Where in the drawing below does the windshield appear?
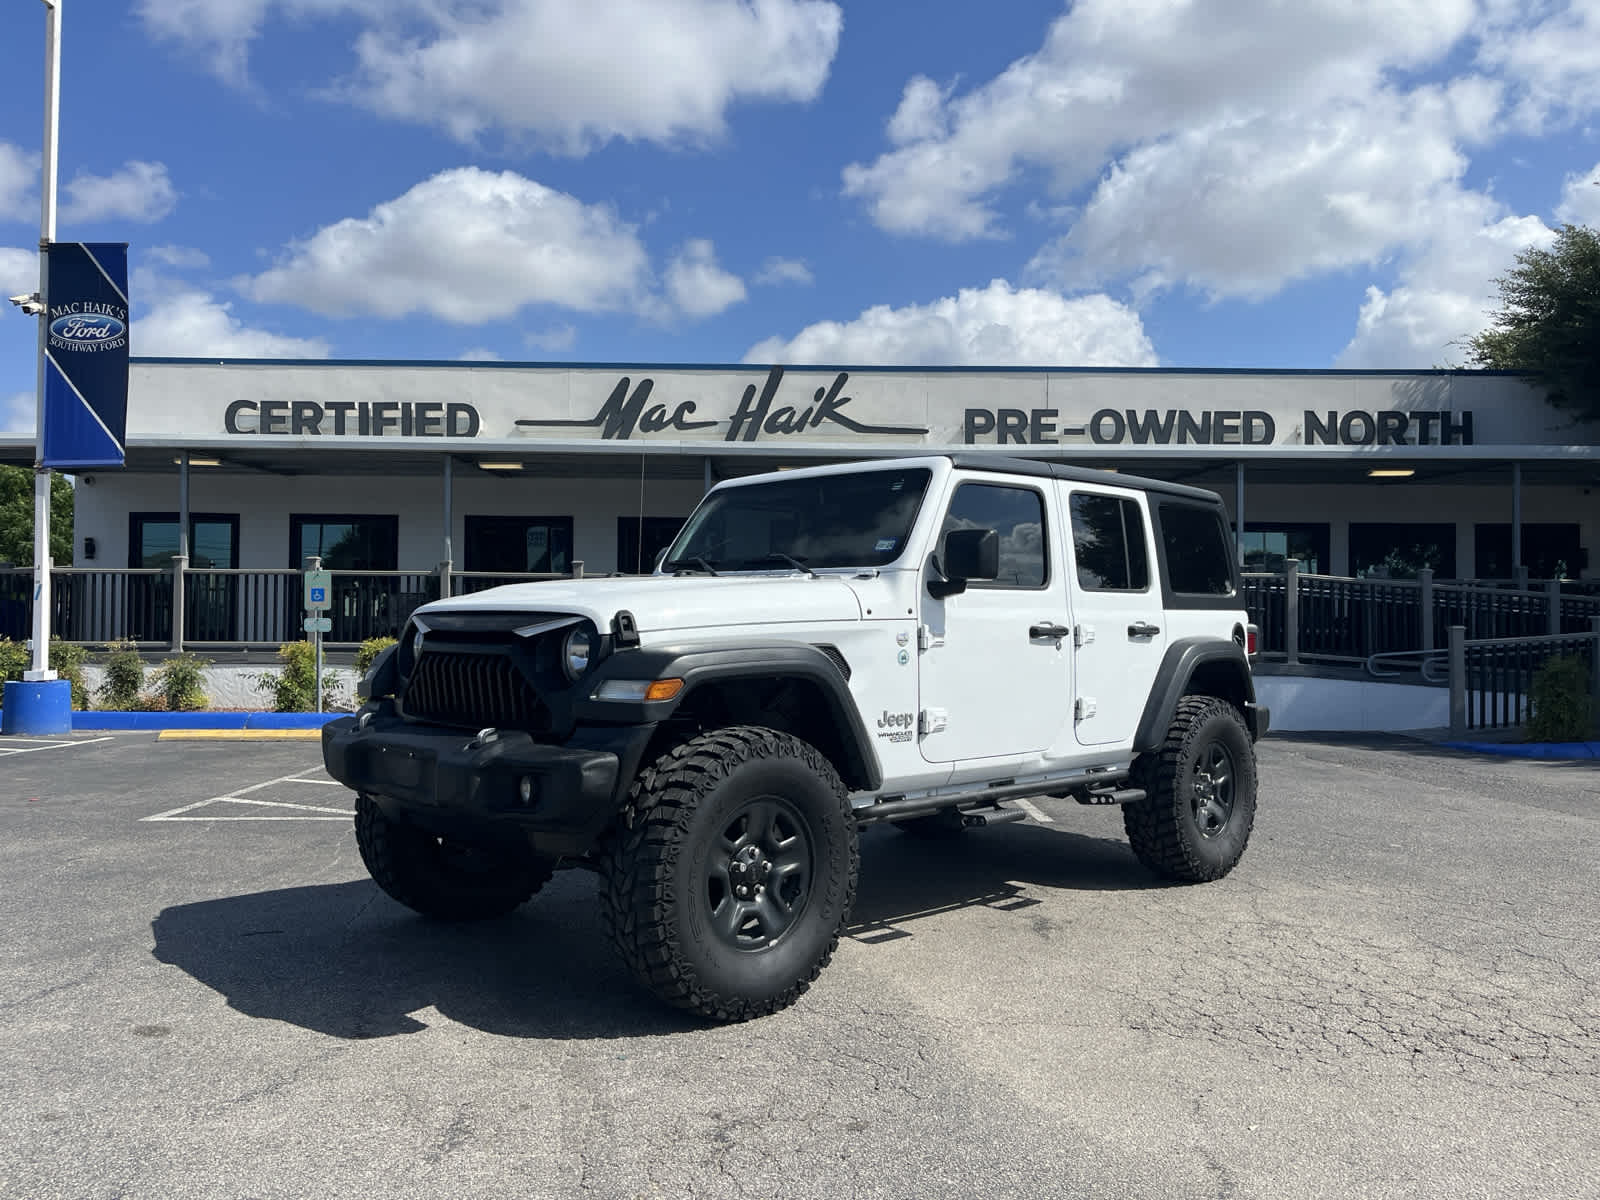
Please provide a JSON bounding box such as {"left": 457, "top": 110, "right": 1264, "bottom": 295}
{"left": 664, "top": 467, "right": 932, "bottom": 572}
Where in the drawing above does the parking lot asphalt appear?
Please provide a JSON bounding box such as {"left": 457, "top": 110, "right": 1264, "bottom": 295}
{"left": 0, "top": 731, "right": 1596, "bottom": 1200}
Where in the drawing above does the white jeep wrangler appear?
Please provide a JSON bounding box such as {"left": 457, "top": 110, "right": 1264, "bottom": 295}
{"left": 324, "top": 455, "right": 1268, "bottom": 1020}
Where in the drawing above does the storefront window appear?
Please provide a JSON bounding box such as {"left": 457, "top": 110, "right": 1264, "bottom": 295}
{"left": 1474, "top": 524, "right": 1584, "bottom": 580}
{"left": 1349, "top": 523, "right": 1456, "bottom": 579}
{"left": 130, "top": 514, "right": 239, "bottom": 569}
{"left": 618, "top": 516, "right": 686, "bottom": 575}
{"left": 464, "top": 516, "right": 573, "bottom": 574}
{"left": 291, "top": 515, "right": 399, "bottom": 570}
{"left": 1240, "top": 523, "right": 1329, "bottom": 575}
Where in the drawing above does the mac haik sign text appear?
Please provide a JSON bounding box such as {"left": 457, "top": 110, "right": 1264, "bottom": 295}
{"left": 127, "top": 364, "right": 1556, "bottom": 448}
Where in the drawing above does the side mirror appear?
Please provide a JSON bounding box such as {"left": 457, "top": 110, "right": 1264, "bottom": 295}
{"left": 929, "top": 528, "right": 1000, "bottom": 598}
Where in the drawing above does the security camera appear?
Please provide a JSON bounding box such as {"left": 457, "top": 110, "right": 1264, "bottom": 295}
{"left": 7, "top": 293, "right": 44, "bottom": 315}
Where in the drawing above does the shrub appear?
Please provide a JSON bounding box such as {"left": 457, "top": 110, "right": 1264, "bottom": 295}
{"left": 150, "top": 653, "right": 210, "bottom": 712}
{"left": 1526, "top": 654, "right": 1594, "bottom": 743}
{"left": 255, "top": 641, "right": 342, "bottom": 712}
{"left": 0, "top": 637, "right": 88, "bottom": 709}
{"left": 356, "top": 636, "right": 398, "bottom": 676}
{"left": 0, "top": 637, "right": 26, "bottom": 685}
{"left": 98, "top": 641, "right": 146, "bottom": 710}
{"left": 49, "top": 640, "right": 89, "bottom": 710}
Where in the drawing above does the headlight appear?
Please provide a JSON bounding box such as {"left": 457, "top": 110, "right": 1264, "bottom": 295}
{"left": 562, "top": 626, "right": 594, "bottom": 680}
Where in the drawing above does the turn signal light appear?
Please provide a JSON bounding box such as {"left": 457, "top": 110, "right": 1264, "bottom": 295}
{"left": 594, "top": 677, "right": 686, "bottom": 702}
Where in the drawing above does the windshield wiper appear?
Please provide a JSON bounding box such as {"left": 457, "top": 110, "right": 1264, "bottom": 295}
{"left": 738, "top": 553, "right": 817, "bottom": 577}
{"left": 663, "top": 556, "right": 721, "bottom": 576}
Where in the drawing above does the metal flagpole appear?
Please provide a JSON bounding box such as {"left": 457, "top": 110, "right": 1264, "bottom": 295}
{"left": 26, "top": 0, "right": 62, "bottom": 682}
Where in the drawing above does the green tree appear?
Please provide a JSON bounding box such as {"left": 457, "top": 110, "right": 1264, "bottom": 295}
{"left": 1466, "top": 223, "right": 1600, "bottom": 422}
{"left": 0, "top": 466, "right": 73, "bottom": 566}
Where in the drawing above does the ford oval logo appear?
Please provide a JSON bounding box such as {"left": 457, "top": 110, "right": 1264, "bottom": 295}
{"left": 50, "top": 314, "right": 126, "bottom": 343}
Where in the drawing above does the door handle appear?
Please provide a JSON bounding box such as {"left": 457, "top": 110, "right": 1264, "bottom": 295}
{"left": 1030, "top": 623, "right": 1071, "bottom": 640}
{"left": 1128, "top": 621, "right": 1161, "bottom": 638}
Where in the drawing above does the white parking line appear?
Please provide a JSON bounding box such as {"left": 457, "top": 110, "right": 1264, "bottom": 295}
{"left": 142, "top": 770, "right": 352, "bottom": 823}
{"left": 1014, "top": 797, "right": 1054, "bottom": 824}
{"left": 0, "top": 736, "right": 114, "bottom": 757}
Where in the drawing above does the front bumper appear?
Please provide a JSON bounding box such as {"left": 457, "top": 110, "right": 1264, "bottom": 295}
{"left": 322, "top": 706, "right": 656, "bottom": 856}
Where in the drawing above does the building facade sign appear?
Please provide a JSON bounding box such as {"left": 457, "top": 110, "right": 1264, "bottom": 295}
{"left": 127, "top": 362, "right": 1589, "bottom": 452}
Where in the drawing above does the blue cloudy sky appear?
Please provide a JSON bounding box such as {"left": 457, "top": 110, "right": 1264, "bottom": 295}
{"left": 2, "top": 0, "right": 1598, "bottom": 432}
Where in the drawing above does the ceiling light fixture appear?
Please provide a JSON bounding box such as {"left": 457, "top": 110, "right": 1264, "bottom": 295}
{"left": 174, "top": 456, "right": 222, "bottom": 467}
{"left": 1367, "top": 468, "right": 1416, "bottom": 478}
{"left": 478, "top": 462, "right": 523, "bottom": 471}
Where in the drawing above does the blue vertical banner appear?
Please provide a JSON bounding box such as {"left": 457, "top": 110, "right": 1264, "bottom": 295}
{"left": 41, "top": 241, "right": 129, "bottom": 470}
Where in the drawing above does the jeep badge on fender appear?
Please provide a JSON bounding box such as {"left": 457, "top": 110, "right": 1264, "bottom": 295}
{"left": 323, "top": 454, "right": 1268, "bottom": 1021}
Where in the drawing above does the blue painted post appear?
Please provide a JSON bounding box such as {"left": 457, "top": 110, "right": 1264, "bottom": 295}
{"left": 2, "top": 678, "right": 72, "bottom": 735}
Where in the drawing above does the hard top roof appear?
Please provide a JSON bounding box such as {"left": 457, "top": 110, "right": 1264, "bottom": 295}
{"left": 947, "top": 455, "right": 1223, "bottom": 504}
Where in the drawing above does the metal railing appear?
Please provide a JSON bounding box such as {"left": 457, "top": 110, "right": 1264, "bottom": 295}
{"left": 1242, "top": 563, "right": 1600, "bottom": 665}
{"left": 1448, "top": 625, "right": 1600, "bottom": 737}
{"left": 0, "top": 559, "right": 586, "bottom": 650}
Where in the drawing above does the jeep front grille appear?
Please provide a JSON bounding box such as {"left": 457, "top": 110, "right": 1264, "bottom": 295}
{"left": 403, "top": 650, "right": 550, "bottom": 732}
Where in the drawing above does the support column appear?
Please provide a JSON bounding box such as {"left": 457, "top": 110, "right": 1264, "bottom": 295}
{"left": 24, "top": 0, "right": 62, "bottom": 685}
{"left": 1284, "top": 558, "right": 1300, "bottom": 667}
{"left": 439, "top": 456, "right": 454, "bottom": 598}
{"left": 1511, "top": 461, "right": 1523, "bottom": 579}
{"left": 1448, "top": 625, "right": 1467, "bottom": 739}
{"left": 1418, "top": 568, "right": 1434, "bottom": 652}
{"left": 178, "top": 451, "right": 190, "bottom": 560}
{"left": 1235, "top": 461, "right": 1245, "bottom": 567}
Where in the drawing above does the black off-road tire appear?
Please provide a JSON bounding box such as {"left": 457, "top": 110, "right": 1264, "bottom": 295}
{"left": 600, "top": 726, "right": 859, "bottom": 1022}
{"left": 1124, "top": 695, "right": 1257, "bottom": 883}
{"left": 355, "top": 794, "right": 555, "bottom": 920}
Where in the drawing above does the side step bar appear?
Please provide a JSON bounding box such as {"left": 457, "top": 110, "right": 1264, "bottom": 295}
{"left": 856, "top": 771, "right": 1137, "bottom": 826}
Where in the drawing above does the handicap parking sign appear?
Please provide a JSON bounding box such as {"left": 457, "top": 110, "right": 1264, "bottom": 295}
{"left": 304, "top": 569, "right": 332, "bottom": 611}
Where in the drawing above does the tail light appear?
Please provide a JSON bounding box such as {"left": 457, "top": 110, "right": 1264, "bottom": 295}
{"left": 1246, "top": 623, "right": 1259, "bottom": 658}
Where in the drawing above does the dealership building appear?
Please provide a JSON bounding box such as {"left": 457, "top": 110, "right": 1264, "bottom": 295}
{"left": 1, "top": 358, "right": 1596, "bottom": 646}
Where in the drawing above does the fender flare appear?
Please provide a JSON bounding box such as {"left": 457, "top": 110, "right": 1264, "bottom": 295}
{"left": 578, "top": 641, "right": 882, "bottom": 791}
{"left": 1134, "top": 638, "right": 1264, "bottom": 751}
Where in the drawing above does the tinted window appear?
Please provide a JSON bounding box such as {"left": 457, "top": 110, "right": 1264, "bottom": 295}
{"left": 668, "top": 468, "right": 931, "bottom": 571}
{"left": 941, "top": 483, "right": 1047, "bottom": 588}
{"left": 1161, "top": 504, "right": 1235, "bottom": 595}
{"left": 1349, "top": 522, "right": 1456, "bottom": 579}
{"left": 1071, "top": 493, "right": 1150, "bottom": 591}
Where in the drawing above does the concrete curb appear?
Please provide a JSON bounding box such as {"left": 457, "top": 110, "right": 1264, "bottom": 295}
{"left": 1443, "top": 740, "right": 1600, "bottom": 759}
{"left": 70, "top": 711, "right": 347, "bottom": 731}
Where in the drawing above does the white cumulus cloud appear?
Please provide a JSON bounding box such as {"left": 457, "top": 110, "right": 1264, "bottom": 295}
{"left": 141, "top": 0, "right": 842, "bottom": 154}
{"left": 2, "top": 391, "right": 35, "bottom": 433}
{"left": 844, "top": 0, "right": 1482, "bottom": 245}
{"left": 458, "top": 347, "right": 503, "bottom": 361}
{"left": 135, "top": 288, "right": 331, "bottom": 358}
{"left": 755, "top": 257, "right": 814, "bottom": 286}
{"left": 1556, "top": 162, "right": 1600, "bottom": 226}
{"left": 525, "top": 323, "right": 578, "bottom": 353}
{"left": 1336, "top": 202, "right": 1555, "bottom": 369}
{"left": 61, "top": 161, "right": 177, "bottom": 226}
{"left": 744, "top": 280, "right": 1157, "bottom": 367}
{"left": 664, "top": 239, "right": 746, "bottom": 318}
{"left": 0, "top": 247, "right": 37, "bottom": 307}
{"left": 1032, "top": 81, "right": 1500, "bottom": 300}
{"left": 243, "top": 167, "right": 652, "bottom": 322}
{"left": 0, "top": 143, "right": 39, "bottom": 222}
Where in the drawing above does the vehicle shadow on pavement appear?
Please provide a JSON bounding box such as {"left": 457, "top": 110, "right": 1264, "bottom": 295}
{"left": 849, "top": 822, "right": 1163, "bottom": 942}
{"left": 149, "top": 873, "right": 699, "bottom": 1042}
